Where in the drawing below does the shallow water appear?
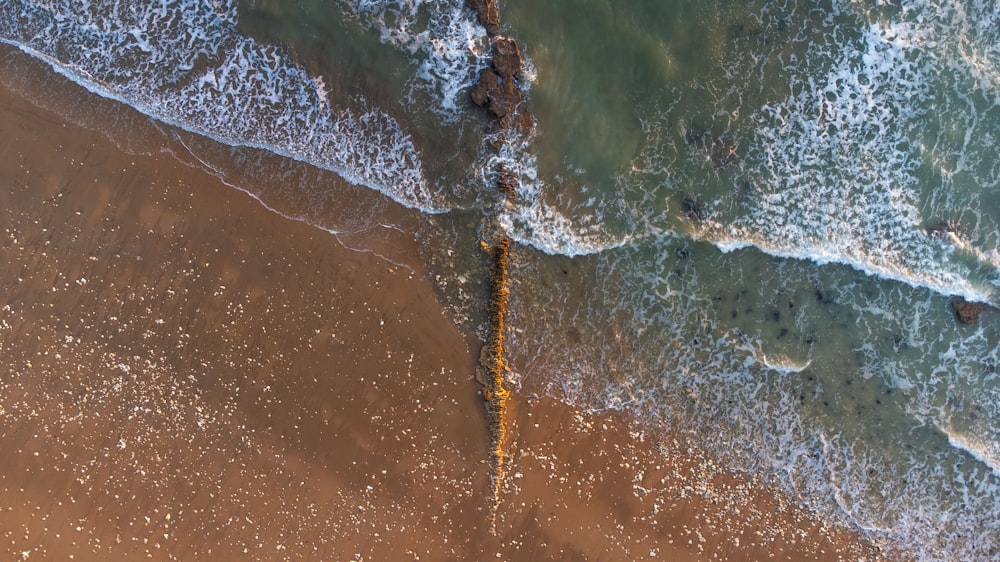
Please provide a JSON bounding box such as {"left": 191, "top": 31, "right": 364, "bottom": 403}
{"left": 2, "top": 0, "right": 1000, "bottom": 559}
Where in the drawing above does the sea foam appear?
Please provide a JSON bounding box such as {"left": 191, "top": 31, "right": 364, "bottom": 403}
{"left": 341, "top": 0, "right": 490, "bottom": 121}
{"left": 716, "top": 16, "right": 997, "bottom": 303}
{"left": 0, "top": 0, "right": 445, "bottom": 212}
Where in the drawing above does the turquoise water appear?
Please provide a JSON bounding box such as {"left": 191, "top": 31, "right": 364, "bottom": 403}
{"left": 3, "top": 0, "right": 1000, "bottom": 558}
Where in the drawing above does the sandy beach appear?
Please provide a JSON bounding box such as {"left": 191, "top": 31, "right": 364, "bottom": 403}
{"left": 0, "top": 51, "right": 880, "bottom": 561}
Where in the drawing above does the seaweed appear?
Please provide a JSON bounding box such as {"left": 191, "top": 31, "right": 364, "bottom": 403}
{"left": 477, "top": 235, "right": 512, "bottom": 534}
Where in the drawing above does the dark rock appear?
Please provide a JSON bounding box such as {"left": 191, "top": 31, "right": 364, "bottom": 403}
{"left": 951, "top": 298, "right": 987, "bottom": 325}
{"left": 496, "top": 164, "right": 517, "bottom": 198}
{"left": 469, "top": 67, "right": 497, "bottom": 107}
{"left": 465, "top": 0, "right": 531, "bottom": 129}
{"left": 927, "top": 219, "right": 966, "bottom": 240}
{"left": 469, "top": 36, "right": 529, "bottom": 128}
{"left": 466, "top": 0, "right": 500, "bottom": 37}
{"left": 492, "top": 37, "right": 522, "bottom": 77}
{"left": 681, "top": 195, "right": 708, "bottom": 222}
{"left": 683, "top": 124, "right": 708, "bottom": 146}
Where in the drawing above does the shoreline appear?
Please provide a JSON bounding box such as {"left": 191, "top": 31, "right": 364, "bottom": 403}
{"left": 0, "top": 55, "right": 882, "bottom": 559}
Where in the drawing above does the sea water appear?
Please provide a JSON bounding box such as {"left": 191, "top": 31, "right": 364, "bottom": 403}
{"left": 2, "top": 0, "right": 999, "bottom": 559}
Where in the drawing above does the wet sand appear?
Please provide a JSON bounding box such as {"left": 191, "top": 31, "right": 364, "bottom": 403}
{"left": 0, "top": 57, "right": 879, "bottom": 560}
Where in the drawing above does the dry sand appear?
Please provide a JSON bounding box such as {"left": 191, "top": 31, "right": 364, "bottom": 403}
{"left": 0, "top": 52, "right": 880, "bottom": 561}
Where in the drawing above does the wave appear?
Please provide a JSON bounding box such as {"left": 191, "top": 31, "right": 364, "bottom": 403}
{"left": 712, "top": 10, "right": 998, "bottom": 304}
{"left": 942, "top": 427, "right": 1000, "bottom": 477}
{"left": 0, "top": 0, "right": 446, "bottom": 212}
{"left": 849, "top": 0, "right": 1000, "bottom": 103}
{"left": 340, "top": 0, "right": 490, "bottom": 121}
{"left": 484, "top": 127, "right": 657, "bottom": 256}
{"left": 711, "top": 236, "right": 996, "bottom": 304}
{"left": 506, "top": 231, "right": 1000, "bottom": 560}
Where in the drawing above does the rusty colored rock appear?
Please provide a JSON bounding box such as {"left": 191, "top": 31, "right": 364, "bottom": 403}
{"left": 470, "top": 66, "right": 523, "bottom": 126}
{"left": 952, "top": 298, "right": 988, "bottom": 325}
{"left": 496, "top": 165, "right": 517, "bottom": 199}
{"left": 476, "top": 235, "right": 513, "bottom": 534}
{"left": 469, "top": 67, "right": 497, "bottom": 107}
{"left": 469, "top": 36, "right": 530, "bottom": 128}
{"left": 466, "top": 0, "right": 500, "bottom": 37}
{"left": 492, "top": 37, "right": 523, "bottom": 77}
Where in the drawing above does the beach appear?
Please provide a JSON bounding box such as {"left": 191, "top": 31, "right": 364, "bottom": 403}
{"left": 0, "top": 49, "right": 881, "bottom": 560}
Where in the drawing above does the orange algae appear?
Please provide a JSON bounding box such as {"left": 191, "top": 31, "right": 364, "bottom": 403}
{"left": 479, "top": 235, "right": 512, "bottom": 533}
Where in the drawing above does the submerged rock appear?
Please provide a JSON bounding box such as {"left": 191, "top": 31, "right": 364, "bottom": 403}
{"left": 709, "top": 137, "right": 737, "bottom": 169}
{"left": 951, "top": 298, "right": 987, "bottom": 325}
{"left": 681, "top": 194, "right": 708, "bottom": 222}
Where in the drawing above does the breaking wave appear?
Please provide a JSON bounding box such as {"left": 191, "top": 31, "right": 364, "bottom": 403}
{"left": 0, "top": 0, "right": 444, "bottom": 211}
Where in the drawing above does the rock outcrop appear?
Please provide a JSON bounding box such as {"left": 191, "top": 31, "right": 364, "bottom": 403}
{"left": 465, "top": 0, "right": 529, "bottom": 534}
{"left": 466, "top": 0, "right": 500, "bottom": 37}
{"left": 470, "top": 36, "right": 530, "bottom": 129}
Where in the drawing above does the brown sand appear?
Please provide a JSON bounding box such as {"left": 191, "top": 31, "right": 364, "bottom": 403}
{"left": 0, "top": 55, "right": 880, "bottom": 560}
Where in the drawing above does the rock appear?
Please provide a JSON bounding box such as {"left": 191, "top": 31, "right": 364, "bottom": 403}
{"left": 492, "top": 37, "right": 522, "bottom": 78}
{"left": 951, "top": 298, "right": 987, "bottom": 325}
{"left": 469, "top": 54, "right": 525, "bottom": 127}
{"left": 926, "top": 219, "right": 966, "bottom": 240}
{"left": 465, "top": 0, "right": 500, "bottom": 37}
{"left": 465, "top": 1, "right": 531, "bottom": 129}
{"left": 496, "top": 164, "right": 517, "bottom": 198}
{"left": 469, "top": 68, "right": 497, "bottom": 107}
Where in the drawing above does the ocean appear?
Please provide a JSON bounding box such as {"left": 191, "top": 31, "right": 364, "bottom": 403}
{"left": 2, "top": 0, "right": 999, "bottom": 559}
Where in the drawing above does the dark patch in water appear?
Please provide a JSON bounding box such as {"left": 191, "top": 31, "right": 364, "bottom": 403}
{"left": 984, "top": 358, "right": 997, "bottom": 375}
{"left": 683, "top": 122, "right": 709, "bottom": 146}
{"left": 926, "top": 218, "right": 967, "bottom": 240}
{"left": 566, "top": 326, "right": 582, "bottom": 344}
{"left": 892, "top": 334, "right": 909, "bottom": 352}
{"left": 768, "top": 310, "right": 781, "bottom": 322}
{"left": 728, "top": 20, "right": 763, "bottom": 40}
{"left": 681, "top": 194, "right": 708, "bottom": 222}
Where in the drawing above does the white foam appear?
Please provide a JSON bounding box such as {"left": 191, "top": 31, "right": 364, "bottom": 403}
{"left": 850, "top": 0, "right": 1000, "bottom": 103}
{"left": 1, "top": 0, "right": 446, "bottom": 212}
{"left": 944, "top": 428, "right": 1000, "bottom": 477}
{"left": 486, "top": 128, "right": 654, "bottom": 256}
{"left": 341, "top": 0, "right": 491, "bottom": 121}
{"left": 715, "top": 16, "right": 997, "bottom": 304}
